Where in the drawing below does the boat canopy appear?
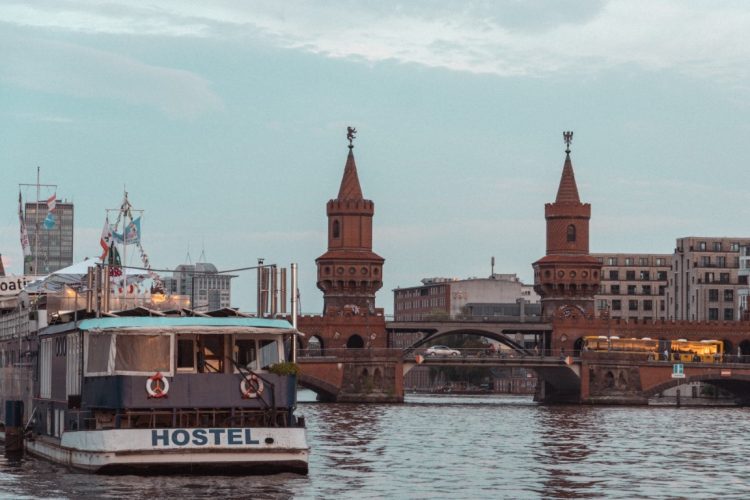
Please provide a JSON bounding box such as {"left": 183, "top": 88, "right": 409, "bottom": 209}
{"left": 76, "top": 316, "right": 297, "bottom": 335}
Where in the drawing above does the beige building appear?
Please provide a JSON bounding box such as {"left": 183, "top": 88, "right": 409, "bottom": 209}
{"left": 667, "top": 237, "right": 750, "bottom": 321}
{"left": 393, "top": 273, "right": 539, "bottom": 321}
{"left": 593, "top": 253, "right": 670, "bottom": 321}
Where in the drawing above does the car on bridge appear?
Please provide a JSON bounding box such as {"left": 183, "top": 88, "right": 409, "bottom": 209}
{"left": 425, "top": 345, "right": 461, "bottom": 357}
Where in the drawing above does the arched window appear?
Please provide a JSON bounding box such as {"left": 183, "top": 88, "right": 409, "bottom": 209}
{"left": 332, "top": 220, "right": 340, "bottom": 238}
{"left": 567, "top": 224, "right": 576, "bottom": 242}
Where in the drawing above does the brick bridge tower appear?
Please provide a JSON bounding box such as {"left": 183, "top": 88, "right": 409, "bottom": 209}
{"left": 533, "top": 132, "right": 601, "bottom": 320}
{"left": 298, "top": 128, "right": 387, "bottom": 351}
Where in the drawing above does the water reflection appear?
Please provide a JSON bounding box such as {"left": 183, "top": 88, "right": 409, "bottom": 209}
{"left": 3, "top": 396, "right": 750, "bottom": 499}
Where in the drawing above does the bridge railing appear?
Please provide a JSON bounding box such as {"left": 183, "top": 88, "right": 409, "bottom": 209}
{"left": 297, "top": 348, "right": 404, "bottom": 360}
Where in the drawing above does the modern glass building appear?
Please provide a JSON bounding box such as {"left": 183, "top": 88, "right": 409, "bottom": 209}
{"left": 23, "top": 200, "right": 74, "bottom": 275}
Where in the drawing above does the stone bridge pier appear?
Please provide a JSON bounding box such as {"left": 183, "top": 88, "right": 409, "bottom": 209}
{"left": 297, "top": 349, "right": 404, "bottom": 403}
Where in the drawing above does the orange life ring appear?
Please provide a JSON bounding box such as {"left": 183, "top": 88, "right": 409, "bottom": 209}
{"left": 240, "top": 374, "right": 264, "bottom": 399}
{"left": 146, "top": 372, "right": 170, "bottom": 398}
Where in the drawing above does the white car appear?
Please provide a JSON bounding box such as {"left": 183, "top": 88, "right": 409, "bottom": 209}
{"left": 425, "top": 345, "right": 461, "bottom": 357}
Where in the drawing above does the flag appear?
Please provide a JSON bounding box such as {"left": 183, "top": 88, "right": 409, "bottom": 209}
{"left": 112, "top": 217, "right": 141, "bottom": 245}
{"left": 42, "top": 192, "right": 57, "bottom": 230}
{"left": 18, "top": 192, "right": 32, "bottom": 264}
{"left": 108, "top": 244, "right": 122, "bottom": 277}
{"left": 43, "top": 212, "right": 56, "bottom": 229}
{"left": 100, "top": 219, "right": 113, "bottom": 260}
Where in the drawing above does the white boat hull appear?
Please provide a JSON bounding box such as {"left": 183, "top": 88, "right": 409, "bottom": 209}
{"left": 5, "top": 427, "right": 309, "bottom": 474}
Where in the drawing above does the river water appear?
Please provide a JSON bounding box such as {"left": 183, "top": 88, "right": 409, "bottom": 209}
{"left": 2, "top": 392, "right": 749, "bottom": 499}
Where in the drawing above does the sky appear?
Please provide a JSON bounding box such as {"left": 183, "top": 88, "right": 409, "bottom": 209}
{"left": 2, "top": 0, "right": 750, "bottom": 315}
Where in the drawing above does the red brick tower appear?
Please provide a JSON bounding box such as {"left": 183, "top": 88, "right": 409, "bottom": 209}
{"left": 315, "top": 132, "right": 385, "bottom": 315}
{"left": 298, "top": 129, "right": 387, "bottom": 351}
{"left": 533, "top": 132, "right": 601, "bottom": 320}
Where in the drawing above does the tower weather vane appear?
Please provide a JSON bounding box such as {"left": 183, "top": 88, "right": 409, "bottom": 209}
{"left": 347, "top": 126, "right": 357, "bottom": 148}
{"left": 563, "top": 131, "right": 573, "bottom": 153}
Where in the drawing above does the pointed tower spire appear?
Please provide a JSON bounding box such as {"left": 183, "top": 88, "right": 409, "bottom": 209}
{"left": 337, "top": 149, "right": 364, "bottom": 200}
{"left": 555, "top": 131, "right": 581, "bottom": 204}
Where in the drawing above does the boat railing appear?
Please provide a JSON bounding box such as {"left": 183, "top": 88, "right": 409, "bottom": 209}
{"left": 226, "top": 356, "right": 280, "bottom": 424}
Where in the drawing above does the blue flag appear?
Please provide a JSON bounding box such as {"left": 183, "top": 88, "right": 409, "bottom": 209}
{"left": 112, "top": 217, "right": 141, "bottom": 245}
{"left": 43, "top": 212, "right": 56, "bottom": 230}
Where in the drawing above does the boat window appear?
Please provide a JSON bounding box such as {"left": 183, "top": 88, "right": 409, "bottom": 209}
{"left": 259, "top": 339, "right": 279, "bottom": 369}
{"left": 115, "top": 335, "right": 170, "bottom": 373}
{"left": 198, "top": 335, "right": 224, "bottom": 373}
{"left": 177, "top": 338, "right": 196, "bottom": 371}
{"left": 235, "top": 339, "right": 257, "bottom": 370}
{"left": 87, "top": 333, "right": 113, "bottom": 374}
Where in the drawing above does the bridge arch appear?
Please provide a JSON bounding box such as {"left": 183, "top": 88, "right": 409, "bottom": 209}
{"left": 405, "top": 328, "right": 529, "bottom": 353}
{"left": 347, "top": 334, "right": 365, "bottom": 349}
{"left": 297, "top": 373, "right": 340, "bottom": 402}
{"left": 642, "top": 374, "right": 750, "bottom": 401}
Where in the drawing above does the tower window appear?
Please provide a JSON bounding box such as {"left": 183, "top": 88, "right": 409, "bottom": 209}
{"left": 567, "top": 224, "right": 576, "bottom": 242}
{"left": 332, "top": 220, "right": 340, "bottom": 238}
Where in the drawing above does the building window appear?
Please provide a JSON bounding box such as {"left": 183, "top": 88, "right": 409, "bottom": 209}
{"left": 625, "top": 257, "right": 633, "bottom": 265}
{"left": 626, "top": 271, "right": 636, "bottom": 280}
{"left": 643, "top": 300, "right": 653, "bottom": 311}
{"left": 731, "top": 242, "right": 740, "bottom": 252}
{"left": 612, "top": 300, "right": 621, "bottom": 311}
{"left": 627, "top": 285, "right": 636, "bottom": 295}
{"left": 724, "top": 308, "right": 734, "bottom": 320}
{"left": 659, "top": 285, "right": 667, "bottom": 295}
{"left": 639, "top": 257, "right": 648, "bottom": 266}
{"left": 709, "top": 289, "right": 719, "bottom": 302}
{"left": 724, "top": 289, "right": 734, "bottom": 301}
{"left": 699, "top": 241, "right": 707, "bottom": 251}
{"left": 609, "top": 270, "right": 619, "bottom": 280}
{"left": 640, "top": 271, "right": 650, "bottom": 280}
{"left": 567, "top": 225, "right": 576, "bottom": 242}
{"left": 642, "top": 285, "right": 652, "bottom": 295}
{"left": 709, "top": 308, "right": 719, "bottom": 320}
{"left": 720, "top": 273, "right": 730, "bottom": 284}
{"left": 717, "top": 256, "right": 726, "bottom": 267}
{"left": 713, "top": 242, "right": 722, "bottom": 251}
{"left": 332, "top": 220, "right": 340, "bottom": 238}
{"left": 657, "top": 271, "right": 667, "bottom": 280}
{"left": 611, "top": 285, "right": 620, "bottom": 294}
{"left": 607, "top": 257, "right": 617, "bottom": 266}
{"left": 701, "top": 256, "right": 711, "bottom": 266}
{"left": 628, "top": 300, "right": 638, "bottom": 311}
{"left": 656, "top": 258, "right": 665, "bottom": 265}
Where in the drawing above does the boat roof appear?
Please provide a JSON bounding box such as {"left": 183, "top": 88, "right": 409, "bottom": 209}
{"left": 76, "top": 316, "right": 296, "bottom": 334}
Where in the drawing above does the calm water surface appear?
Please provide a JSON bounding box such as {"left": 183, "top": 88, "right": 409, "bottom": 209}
{"left": 2, "top": 392, "right": 749, "bottom": 499}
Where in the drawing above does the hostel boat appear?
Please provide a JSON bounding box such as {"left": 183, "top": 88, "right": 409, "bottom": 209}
{"left": 1, "top": 304, "right": 309, "bottom": 474}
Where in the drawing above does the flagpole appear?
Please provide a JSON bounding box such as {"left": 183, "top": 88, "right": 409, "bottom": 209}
{"left": 34, "top": 166, "right": 39, "bottom": 275}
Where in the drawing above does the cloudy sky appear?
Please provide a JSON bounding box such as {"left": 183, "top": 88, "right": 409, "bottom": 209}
{"left": 2, "top": 1, "right": 750, "bottom": 313}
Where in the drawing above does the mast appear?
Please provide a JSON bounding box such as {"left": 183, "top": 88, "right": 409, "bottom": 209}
{"left": 34, "top": 167, "right": 40, "bottom": 275}
{"left": 20, "top": 168, "right": 56, "bottom": 276}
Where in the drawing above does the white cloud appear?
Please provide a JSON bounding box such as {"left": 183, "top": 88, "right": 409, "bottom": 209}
{"left": 0, "top": 34, "right": 223, "bottom": 118}
{"left": 2, "top": 1, "right": 749, "bottom": 84}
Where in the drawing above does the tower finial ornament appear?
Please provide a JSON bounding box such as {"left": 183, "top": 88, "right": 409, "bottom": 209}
{"left": 347, "top": 126, "right": 357, "bottom": 149}
{"left": 563, "top": 131, "right": 573, "bottom": 154}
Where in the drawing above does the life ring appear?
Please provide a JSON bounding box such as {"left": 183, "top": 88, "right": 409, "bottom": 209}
{"left": 146, "top": 372, "right": 170, "bottom": 398}
{"left": 240, "top": 374, "right": 264, "bottom": 399}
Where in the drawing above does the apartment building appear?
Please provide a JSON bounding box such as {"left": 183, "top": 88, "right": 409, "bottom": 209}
{"left": 593, "top": 253, "right": 671, "bottom": 321}
{"left": 667, "top": 237, "right": 750, "bottom": 321}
